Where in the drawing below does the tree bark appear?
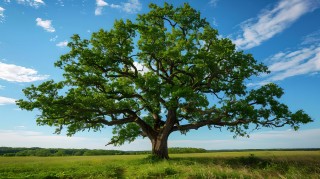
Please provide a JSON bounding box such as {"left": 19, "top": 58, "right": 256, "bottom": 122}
{"left": 151, "top": 135, "right": 169, "bottom": 159}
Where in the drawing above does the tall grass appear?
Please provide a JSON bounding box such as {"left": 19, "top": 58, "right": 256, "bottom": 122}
{"left": 0, "top": 151, "right": 319, "bottom": 178}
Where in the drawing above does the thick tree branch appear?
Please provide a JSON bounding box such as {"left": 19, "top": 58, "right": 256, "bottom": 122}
{"left": 171, "top": 116, "right": 251, "bottom": 132}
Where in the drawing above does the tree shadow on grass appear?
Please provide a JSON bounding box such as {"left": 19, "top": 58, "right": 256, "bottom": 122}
{"left": 171, "top": 154, "right": 274, "bottom": 170}
{"left": 225, "top": 154, "right": 272, "bottom": 169}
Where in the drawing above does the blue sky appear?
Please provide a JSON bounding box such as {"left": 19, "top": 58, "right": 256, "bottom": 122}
{"left": 0, "top": 0, "right": 320, "bottom": 150}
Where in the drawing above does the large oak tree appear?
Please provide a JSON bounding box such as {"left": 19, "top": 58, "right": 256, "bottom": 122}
{"left": 17, "top": 3, "right": 312, "bottom": 159}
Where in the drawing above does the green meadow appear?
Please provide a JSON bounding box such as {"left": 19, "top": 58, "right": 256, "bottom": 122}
{"left": 1, "top": 151, "right": 319, "bottom": 178}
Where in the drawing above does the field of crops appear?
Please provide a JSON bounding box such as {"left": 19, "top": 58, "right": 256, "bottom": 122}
{"left": 1, "top": 151, "right": 319, "bottom": 178}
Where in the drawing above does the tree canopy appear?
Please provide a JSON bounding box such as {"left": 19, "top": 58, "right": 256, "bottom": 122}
{"left": 17, "top": 3, "right": 312, "bottom": 159}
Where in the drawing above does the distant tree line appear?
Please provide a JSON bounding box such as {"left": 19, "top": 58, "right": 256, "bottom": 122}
{"left": 0, "top": 147, "right": 207, "bottom": 157}
{"left": 0, "top": 147, "right": 126, "bottom": 157}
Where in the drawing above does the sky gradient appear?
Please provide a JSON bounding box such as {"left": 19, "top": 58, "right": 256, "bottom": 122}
{"left": 0, "top": 0, "right": 320, "bottom": 150}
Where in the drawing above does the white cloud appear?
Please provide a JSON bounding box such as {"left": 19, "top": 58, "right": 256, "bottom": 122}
{"left": 121, "top": 0, "right": 141, "bottom": 14}
{"left": 49, "top": 35, "right": 58, "bottom": 42}
{"left": 233, "top": 0, "right": 320, "bottom": 50}
{"left": 0, "top": 129, "right": 151, "bottom": 150}
{"left": 0, "top": 130, "right": 103, "bottom": 149}
{"left": 0, "top": 62, "right": 49, "bottom": 82}
{"left": 212, "top": 18, "right": 218, "bottom": 27}
{"left": 96, "top": 0, "right": 107, "bottom": 7}
{"left": 1, "top": 128, "right": 318, "bottom": 150}
{"left": 56, "top": 40, "right": 68, "bottom": 47}
{"left": 268, "top": 47, "right": 320, "bottom": 81}
{"left": 0, "top": 96, "right": 16, "bottom": 105}
{"left": 249, "top": 44, "right": 320, "bottom": 85}
{"left": 95, "top": 0, "right": 141, "bottom": 16}
{"left": 95, "top": 0, "right": 108, "bottom": 15}
{"left": 95, "top": 8, "right": 103, "bottom": 15}
{"left": 15, "top": 126, "right": 26, "bottom": 129}
{"left": 0, "top": 85, "right": 5, "bottom": 90}
{"left": 132, "top": 61, "right": 149, "bottom": 74}
{"left": 0, "top": 7, "right": 5, "bottom": 23}
{"left": 36, "top": 18, "right": 55, "bottom": 33}
{"left": 169, "top": 128, "right": 320, "bottom": 149}
{"left": 302, "top": 30, "right": 320, "bottom": 45}
{"left": 247, "top": 29, "right": 320, "bottom": 87}
{"left": 209, "top": 0, "right": 218, "bottom": 7}
{"left": 16, "top": 0, "right": 45, "bottom": 8}
{"left": 56, "top": 0, "right": 64, "bottom": 7}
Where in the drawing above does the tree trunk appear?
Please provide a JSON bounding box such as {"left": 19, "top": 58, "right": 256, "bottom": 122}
{"left": 151, "top": 135, "right": 169, "bottom": 159}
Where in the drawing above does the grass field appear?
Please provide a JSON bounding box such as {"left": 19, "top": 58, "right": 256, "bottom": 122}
{"left": 1, "top": 151, "right": 319, "bottom": 178}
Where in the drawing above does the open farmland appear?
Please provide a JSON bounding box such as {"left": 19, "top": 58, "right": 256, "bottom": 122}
{"left": 1, "top": 151, "right": 319, "bottom": 178}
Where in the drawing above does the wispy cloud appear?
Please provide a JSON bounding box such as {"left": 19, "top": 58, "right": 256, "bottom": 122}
{"left": 0, "top": 96, "right": 16, "bottom": 105}
{"left": 302, "top": 30, "right": 320, "bottom": 45}
{"left": 36, "top": 18, "right": 55, "bottom": 32}
{"left": 16, "top": 0, "right": 45, "bottom": 8}
{"left": 56, "top": 40, "right": 68, "bottom": 47}
{"left": 121, "top": 0, "right": 141, "bottom": 14}
{"left": 248, "top": 31, "right": 320, "bottom": 87}
{"left": 49, "top": 35, "right": 58, "bottom": 42}
{"left": 56, "top": 0, "right": 64, "bottom": 7}
{"left": 233, "top": 0, "right": 320, "bottom": 50}
{"left": 0, "top": 7, "right": 5, "bottom": 23}
{"left": 0, "top": 62, "right": 49, "bottom": 82}
{"left": 95, "top": 0, "right": 141, "bottom": 16}
{"left": 209, "top": 0, "right": 218, "bottom": 7}
{"left": 0, "top": 85, "right": 5, "bottom": 90}
{"left": 265, "top": 45, "right": 320, "bottom": 82}
{"left": 14, "top": 126, "right": 26, "bottom": 129}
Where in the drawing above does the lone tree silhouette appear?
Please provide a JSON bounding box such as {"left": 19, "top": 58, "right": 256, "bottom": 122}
{"left": 17, "top": 3, "right": 312, "bottom": 159}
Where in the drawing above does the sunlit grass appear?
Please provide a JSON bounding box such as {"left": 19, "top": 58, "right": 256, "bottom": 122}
{"left": 1, "top": 151, "right": 319, "bottom": 178}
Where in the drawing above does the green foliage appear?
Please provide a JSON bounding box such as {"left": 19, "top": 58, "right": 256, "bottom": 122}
{"left": 16, "top": 3, "right": 312, "bottom": 157}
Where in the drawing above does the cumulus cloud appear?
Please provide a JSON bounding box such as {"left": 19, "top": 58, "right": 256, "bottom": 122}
{"left": 36, "top": 18, "right": 55, "bottom": 32}
{"left": 0, "top": 62, "right": 49, "bottom": 82}
{"left": 56, "top": 40, "right": 68, "bottom": 47}
{"left": 95, "top": 0, "right": 108, "bottom": 15}
{"left": 0, "top": 96, "right": 16, "bottom": 105}
{"left": 233, "top": 0, "right": 320, "bottom": 50}
{"left": 16, "top": 0, "right": 45, "bottom": 8}
{"left": 0, "top": 7, "right": 5, "bottom": 23}
{"left": 95, "top": 0, "right": 141, "bottom": 16}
